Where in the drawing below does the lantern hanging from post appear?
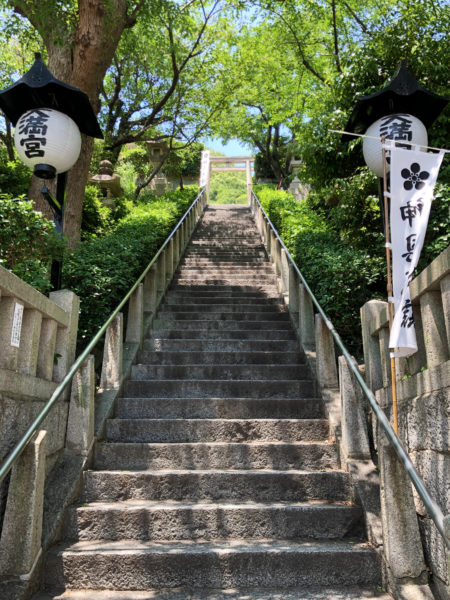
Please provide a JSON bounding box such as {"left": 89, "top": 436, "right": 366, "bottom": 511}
{"left": 14, "top": 108, "right": 82, "bottom": 179}
{"left": 362, "top": 113, "right": 428, "bottom": 177}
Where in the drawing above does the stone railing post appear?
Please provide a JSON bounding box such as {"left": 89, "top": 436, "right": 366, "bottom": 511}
{"left": 16, "top": 308, "right": 42, "bottom": 376}
{"left": 315, "top": 313, "right": 338, "bottom": 390}
{"left": 126, "top": 283, "right": 144, "bottom": 346}
{"left": 0, "top": 430, "right": 47, "bottom": 578}
{"left": 100, "top": 313, "right": 123, "bottom": 391}
{"left": 378, "top": 427, "right": 428, "bottom": 587}
{"left": 298, "top": 283, "right": 315, "bottom": 350}
{"left": 0, "top": 296, "right": 22, "bottom": 371}
{"left": 49, "top": 290, "right": 79, "bottom": 385}
{"left": 280, "top": 248, "right": 289, "bottom": 297}
{"left": 143, "top": 265, "right": 158, "bottom": 316}
{"left": 419, "top": 290, "right": 449, "bottom": 368}
{"left": 66, "top": 356, "right": 95, "bottom": 456}
{"left": 440, "top": 273, "right": 450, "bottom": 352}
{"left": 288, "top": 264, "right": 299, "bottom": 330}
{"left": 339, "top": 356, "right": 370, "bottom": 461}
{"left": 166, "top": 240, "right": 174, "bottom": 286}
{"left": 360, "top": 300, "right": 385, "bottom": 392}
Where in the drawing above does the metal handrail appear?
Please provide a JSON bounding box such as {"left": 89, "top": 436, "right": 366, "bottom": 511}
{"left": 251, "top": 189, "right": 449, "bottom": 548}
{"left": 0, "top": 188, "right": 206, "bottom": 486}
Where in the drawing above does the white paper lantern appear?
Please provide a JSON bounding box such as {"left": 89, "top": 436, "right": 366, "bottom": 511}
{"left": 362, "top": 113, "right": 428, "bottom": 177}
{"left": 14, "top": 108, "right": 81, "bottom": 175}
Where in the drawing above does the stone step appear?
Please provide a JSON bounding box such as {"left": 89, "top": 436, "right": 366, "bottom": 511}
{"left": 43, "top": 539, "right": 380, "bottom": 591}
{"left": 180, "top": 259, "right": 270, "bottom": 266}
{"left": 83, "top": 468, "right": 351, "bottom": 505}
{"left": 34, "top": 586, "right": 392, "bottom": 599}
{"left": 94, "top": 441, "right": 336, "bottom": 471}
{"left": 115, "top": 397, "right": 323, "bottom": 419}
{"left": 151, "top": 321, "right": 294, "bottom": 332}
{"left": 176, "top": 267, "right": 275, "bottom": 275}
{"left": 123, "top": 379, "right": 315, "bottom": 398}
{"left": 155, "top": 312, "right": 290, "bottom": 323}
{"left": 64, "top": 500, "right": 361, "bottom": 541}
{"left": 105, "top": 418, "right": 325, "bottom": 443}
{"left": 160, "top": 302, "right": 285, "bottom": 312}
{"left": 142, "top": 339, "right": 299, "bottom": 352}
{"left": 136, "top": 350, "right": 302, "bottom": 365}
{"left": 173, "top": 277, "right": 278, "bottom": 284}
{"left": 147, "top": 329, "right": 297, "bottom": 341}
{"left": 165, "top": 291, "right": 281, "bottom": 301}
{"left": 170, "top": 285, "right": 279, "bottom": 294}
{"left": 130, "top": 364, "right": 309, "bottom": 381}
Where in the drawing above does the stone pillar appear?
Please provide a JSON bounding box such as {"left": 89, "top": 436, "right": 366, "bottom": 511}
{"left": 299, "top": 283, "right": 315, "bottom": 350}
{"left": 157, "top": 253, "right": 166, "bottom": 298}
{"left": 66, "top": 355, "right": 95, "bottom": 456}
{"left": 420, "top": 290, "right": 449, "bottom": 367}
{"left": 280, "top": 248, "right": 289, "bottom": 296}
{"left": 166, "top": 240, "right": 174, "bottom": 286}
{"left": 50, "top": 290, "right": 80, "bottom": 384}
{"left": 440, "top": 274, "right": 450, "bottom": 353}
{"left": 288, "top": 264, "right": 299, "bottom": 328}
{"left": 0, "top": 430, "right": 47, "bottom": 577}
{"left": 126, "top": 283, "right": 144, "bottom": 345}
{"left": 173, "top": 229, "right": 180, "bottom": 271}
{"left": 36, "top": 319, "right": 57, "bottom": 380}
{"left": 315, "top": 314, "right": 338, "bottom": 390}
{"left": 378, "top": 427, "right": 427, "bottom": 584}
{"left": 100, "top": 313, "right": 123, "bottom": 391}
{"left": 0, "top": 296, "right": 21, "bottom": 370}
{"left": 143, "top": 265, "right": 158, "bottom": 315}
{"left": 17, "top": 308, "right": 42, "bottom": 376}
{"left": 378, "top": 327, "right": 391, "bottom": 388}
{"left": 360, "top": 300, "right": 385, "bottom": 392}
{"left": 339, "top": 356, "right": 370, "bottom": 461}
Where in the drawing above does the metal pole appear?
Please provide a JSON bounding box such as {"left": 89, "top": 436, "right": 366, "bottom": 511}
{"left": 381, "top": 138, "right": 399, "bottom": 434}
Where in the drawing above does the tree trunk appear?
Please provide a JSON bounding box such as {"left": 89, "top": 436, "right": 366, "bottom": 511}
{"left": 17, "top": 0, "right": 134, "bottom": 246}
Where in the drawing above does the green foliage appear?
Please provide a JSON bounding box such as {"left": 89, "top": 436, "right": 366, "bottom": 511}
{"left": 0, "top": 195, "right": 64, "bottom": 293}
{"left": 210, "top": 172, "right": 248, "bottom": 204}
{"left": 81, "top": 186, "right": 134, "bottom": 240}
{"left": 0, "top": 147, "right": 32, "bottom": 197}
{"left": 63, "top": 186, "right": 199, "bottom": 343}
{"left": 417, "top": 182, "right": 450, "bottom": 271}
{"left": 256, "top": 187, "right": 384, "bottom": 355}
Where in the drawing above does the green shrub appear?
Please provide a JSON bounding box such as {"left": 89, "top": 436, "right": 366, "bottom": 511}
{"left": 254, "top": 187, "right": 384, "bottom": 356}
{"left": 0, "top": 195, "right": 64, "bottom": 293}
{"left": 81, "top": 186, "right": 113, "bottom": 240}
{"left": 63, "top": 186, "right": 199, "bottom": 344}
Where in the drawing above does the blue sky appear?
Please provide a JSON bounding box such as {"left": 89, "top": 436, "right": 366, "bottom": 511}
{"left": 202, "top": 137, "right": 253, "bottom": 157}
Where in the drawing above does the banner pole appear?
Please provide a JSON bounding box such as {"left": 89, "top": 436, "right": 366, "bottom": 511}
{"left": 381, "top": 137, "right": 399, "bottom": 434}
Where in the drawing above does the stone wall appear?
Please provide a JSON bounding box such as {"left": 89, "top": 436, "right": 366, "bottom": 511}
{"left": 361, "top": 246, "right": 450, "bottom": 600}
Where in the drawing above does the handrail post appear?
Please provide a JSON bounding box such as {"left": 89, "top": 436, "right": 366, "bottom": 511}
{"left": 143, "top": 264, "right": 158, "bottom": 316}
{"left": 298, "top": 283, "right": 315, "bottom": 350}
{"left": 100, "top": 313, "right": 123, "bottom": 391}
{"left": 0, "top": 430, "right": 47, "bottom": 578}
{"left": 339, "top": 355, "right": 370, "bottom": 460}
{"left": 126, "top": 283, "right": 144, "bottom": 346}
{"left": 66, "top": 356, "right": 95, "bottom": 456}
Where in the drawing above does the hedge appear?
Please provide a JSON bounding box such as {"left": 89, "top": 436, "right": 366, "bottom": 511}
{"left": 255, "top": 186, "right": 384, "bottom": 356}
{"left": 63, "top": 186, "right": 198, "bottom": 344}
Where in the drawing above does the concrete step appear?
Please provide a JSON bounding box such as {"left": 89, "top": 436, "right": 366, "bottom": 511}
{"left": 105, "top": 418, "right": 325, "bottom": 443}
{"left": 123, "top": 379, "right": 315, "bottom": 398}
{"left": 163, "top": 296, "right": 282, "bottom": 306}
{"left": 137, "top": 350, "right": 302, "bottom": 365}
{"left": 142, "top": 339, "right": 299, "bottom": 352}
{"left": 155, "top": 312, "right": 290, "bottom": 323}
{"left": 165, "top": 290, "right": 282, "bottom": 300}
{"left": 176, "top": 267, "right": 275, "bottom": 276}
{"left": 34, "top": 586, "right": 392, "bottom": 599}
{"left": 160, "top": 303, "right": 285, "bottom": 313}
{"left": 147, "top": 329, "right": 297, "bottom": 341}
{"left": 152, "top": 320, "right": 292, "bottom": 331}
{"left": 94, "top": 441, "right": 337, "bottom": 471}
{"left": 43, "top": 539, "right": 380, "bottom": 591}
{"left": 115, "top": 397, "right": 323, "bottom": 419}
{"left": 170, "top": 285, "right": 279, "bottom": 294}
{"left": 180, "top": 259, "right": 270, "bottom": 266}
{"left": 173, "top": 277, "right": 278, "bottom": 284}
{"left": 130, "top": 364, "right": 310, "bottom": 381}
{"left": 64, "top": 500, "right": 361, "bottom": 541}
{"left": 82, "top": 469, "right": 351, "bottom": 503}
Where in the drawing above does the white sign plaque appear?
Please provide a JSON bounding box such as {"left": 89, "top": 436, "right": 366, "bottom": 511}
{"left": 11, "top": 302, "right": 24, "bottom": 348}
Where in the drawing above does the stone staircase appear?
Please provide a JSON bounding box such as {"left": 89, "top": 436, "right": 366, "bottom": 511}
{"left": 36, "top": 204, "right": 390, "bottom": 599}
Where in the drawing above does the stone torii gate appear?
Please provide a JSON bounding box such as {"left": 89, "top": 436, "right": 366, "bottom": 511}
{"left": 199, "top": 152, "right": 254, "bottom": 203}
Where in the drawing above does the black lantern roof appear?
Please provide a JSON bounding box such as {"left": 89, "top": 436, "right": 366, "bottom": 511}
{"left": 0, "top": 53, "right": 103, "bottom": 139}
{"left": 342, "top": 61, "right": 449, "bottom": 142}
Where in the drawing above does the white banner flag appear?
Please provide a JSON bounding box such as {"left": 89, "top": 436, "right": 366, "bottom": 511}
{"left": 199, "top": 150, "right": 210, "bottom": 188}
{"left": 388, "top": 143, "right": 444, "bottom": 356}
